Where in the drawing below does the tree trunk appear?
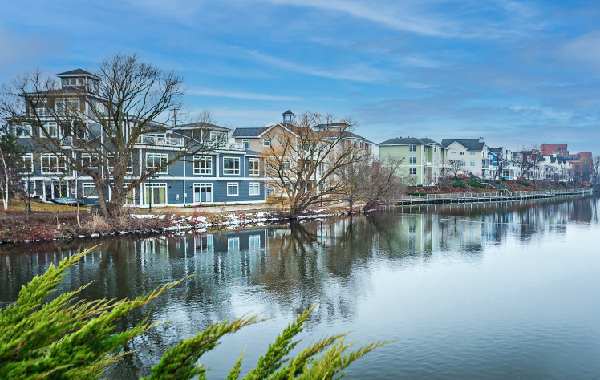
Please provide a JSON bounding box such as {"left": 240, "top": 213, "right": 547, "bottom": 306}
{"left": 1, "top": 152, "right": 8, "bottom": 211}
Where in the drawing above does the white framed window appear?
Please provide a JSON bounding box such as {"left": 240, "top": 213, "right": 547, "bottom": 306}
{"left": 227, "top": 182, "right": 239, "bottom": 196}
{"left": 263, "top": 138, "right": 271, "bottom": 147}
{"left": 21, "top": 153, "right": 33, "bottom": 174}
{"left": 146, "top": 152, "right": 168, "bottom": 174}
{"left": 223, "top": 157, "right": 240, "bottom": 175}
{"left": 40, "top": 153, "right": 66, "bottom": 174}
{"left": 248, "top": 158, "right": 260, "bottom": 176}
{"left": 249, "top": 182, "right": 260, "bottom": 196}
{"left": 409, "top": 168, "right": 417, "bottom": 175}
{"left": 193, "top": 155, "right": 213, "bottom": 175}
{"left": 409, "top": 156, "right": 417, "bottom": 164}
{"left": 242, "top": 139, "right": 250, "bottom": 150}
{"left": 81, "top": 153, "right": 99, "bottom": 169}
{"left": 41, "top": 122, "right": 59, "bottom": 138}
{"left": 14, "top": 124, "right": 32, "bottom": 138}
{"left": 82, "top": 183, "right": 98, "bottom": 198}
{"left": 459, "top": 151, "right": 465, "bottom": 156}
{"left": 409, "top": 144, "right": 417, "bottom": 152}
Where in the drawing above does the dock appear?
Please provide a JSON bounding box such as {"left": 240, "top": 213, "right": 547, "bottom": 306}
{"left": 394, "top": 189, "right": 593, "bottom": 206}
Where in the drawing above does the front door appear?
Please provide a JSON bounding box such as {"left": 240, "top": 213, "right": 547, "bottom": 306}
{"left": 145, "top": 184, "right": 167, "bottom": 206}
{"left": 193, "top": 184, "right": 213, "bottom": 204}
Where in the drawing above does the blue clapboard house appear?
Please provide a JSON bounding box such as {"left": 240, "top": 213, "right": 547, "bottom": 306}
{"left": 8, "top": 69, "right": 267, "bottom": 208}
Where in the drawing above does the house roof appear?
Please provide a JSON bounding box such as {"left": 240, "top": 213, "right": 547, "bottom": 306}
{"left": 57, "top": 68, "right": 97, "bottom": 77}
{"left": 175, "top": 122, "right": 230, "bottom": 132}
{"left": 232, "top": 127, "right": 269, "bottom": 138}
{"left": 380, "top": 137, "right": 440, "bottom": 146}
{"left": 441, "top": 139, "right": 485, "bottom": 151}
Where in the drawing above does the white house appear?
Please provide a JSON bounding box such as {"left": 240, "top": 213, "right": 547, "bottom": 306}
{"left": 441, "top": 138, "right": 488, "bottom": 177}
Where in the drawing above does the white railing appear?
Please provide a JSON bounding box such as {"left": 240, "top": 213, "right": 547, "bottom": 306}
{"left": 397, "top": 189, "right": 591, "bottom": 202}
{"left": 138, "top": 135, "right": 184, "bottom": 147}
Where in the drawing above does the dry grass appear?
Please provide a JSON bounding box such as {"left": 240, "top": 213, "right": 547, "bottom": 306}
{"left": 4, "top": 199, "right": 88, "bottom": 213}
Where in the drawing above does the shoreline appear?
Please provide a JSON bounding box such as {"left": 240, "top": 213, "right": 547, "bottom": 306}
{"left": 0, "top": 189, "right": 594, "bottom": 246}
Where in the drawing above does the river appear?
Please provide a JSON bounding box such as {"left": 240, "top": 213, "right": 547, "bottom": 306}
{"left": 1, "top": 195, "right": 599, "bottom": 379}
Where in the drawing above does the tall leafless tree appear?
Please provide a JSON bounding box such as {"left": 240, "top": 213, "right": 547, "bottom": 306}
{"left": 446, "top": 159, "right": 465, "bottom": 178}
{"left": 0, "top": 54, "right": 218, "bottom": 219}
{"left": 0, "top": 132, "right": 24, "bottom": 210}
{"left": 262, "top": 112, "right": 367, "bottom": 216}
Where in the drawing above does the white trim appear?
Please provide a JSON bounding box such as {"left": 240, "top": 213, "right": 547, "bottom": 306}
{"left": 248, "top": 157, "right": 260, "bottom": 176}
{"left": 223, "top": 156, "right": 241, "bottom": 176}
{"left": 193, "top": 155, "right": 213, "bottom": 175}
{"left": 81, "top": 183, "right": 99, "bottom": 198}
{"left": 192, "top": 182, "right": 213, "bottom": 204}
{"left": 144, "top": 182, "right": 168, "bottom": 206}
{"left": 248, "top": 182, "right": 260, "bottom": 196}
{"left": 145, "top": 152, "right": 169, "bottom": 175}
{"left": 226, "top": 182, "right": 239, "bottom": 197}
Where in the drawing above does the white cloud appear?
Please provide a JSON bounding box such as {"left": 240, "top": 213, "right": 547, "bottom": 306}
{"left": 265, "top": 0, "right": 457, "bottom": 37}
{"left": 245, "top": 49, "right": 386, "bottom": 82}
{"left": 187, "top": 86, "right": 301, "bottom": 101}
{"left": 561, "top": 32, "right": 600, "bottom": 68}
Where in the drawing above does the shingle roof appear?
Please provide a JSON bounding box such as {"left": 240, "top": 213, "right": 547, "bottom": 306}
{"left": 380, "top": 137, "right": 440, "bottom": 146}
{"left": 232, "top": 127, "right": 269, "bottom": 137}
{"left": 176, "top": 122, "right": 230, "bottom": 131}
{"left": 441, "top": 138, "right": 485, "bottom": 151}
{"left": 57, "top": 68, "right": 95, "bottom": 77}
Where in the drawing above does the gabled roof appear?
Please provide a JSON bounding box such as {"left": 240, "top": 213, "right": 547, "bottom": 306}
{"left": 232, "top": 127, "right": 269, "bottom": 138}
{"left": 380, "top": 137, "right": 440, "bottom": 146}
{"left": 441, "top": 138, "right": 485, "bottom": 151}
{"left": 57, "top": 68, "right": 96, "bottom": 77}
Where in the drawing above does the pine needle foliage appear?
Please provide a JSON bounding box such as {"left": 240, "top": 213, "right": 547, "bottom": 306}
{"left": 0, "top": 248, "right": 382, "bottom": 379}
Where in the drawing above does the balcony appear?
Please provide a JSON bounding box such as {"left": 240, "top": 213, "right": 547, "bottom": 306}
{"left": 138, "top": 135, "right": 184, "bottom": 147}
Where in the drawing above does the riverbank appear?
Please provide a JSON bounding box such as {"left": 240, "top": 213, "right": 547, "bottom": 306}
{"left": 0, "top": 188, "right": 593, "bottom": 245}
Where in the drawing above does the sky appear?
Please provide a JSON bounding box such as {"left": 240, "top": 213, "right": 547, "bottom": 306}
{"left": 1, "top": 0, "right": 600, "bottom": 153}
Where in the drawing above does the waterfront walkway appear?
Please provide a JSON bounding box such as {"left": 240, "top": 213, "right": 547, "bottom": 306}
{"left": 395, "top": 189, "right": 593, "bottom": 206}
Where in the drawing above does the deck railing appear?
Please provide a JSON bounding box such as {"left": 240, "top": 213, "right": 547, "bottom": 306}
{"left": 397, "top": 189, "right": 592, "bottom": 202}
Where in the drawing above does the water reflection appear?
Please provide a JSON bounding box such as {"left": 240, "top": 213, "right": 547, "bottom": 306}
{"left": 0, "top": 195, "right": 599, "bottom": 379}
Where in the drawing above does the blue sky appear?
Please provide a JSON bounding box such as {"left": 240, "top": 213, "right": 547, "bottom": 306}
{"left": 1, "top": 0, "right": 600, "bottom": 153}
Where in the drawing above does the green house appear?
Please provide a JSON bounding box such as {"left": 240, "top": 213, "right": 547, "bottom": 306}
{"left": 379, "top": 137, "right": 447, "bottom": 186}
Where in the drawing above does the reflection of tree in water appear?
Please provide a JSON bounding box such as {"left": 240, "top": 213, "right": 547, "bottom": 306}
{"left": 1, "top": 195, "right": 599, "bottom": 378}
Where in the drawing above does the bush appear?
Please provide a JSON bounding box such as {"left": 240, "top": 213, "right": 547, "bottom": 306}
{"left": 468, "top": 177, "right": 484, "bottom": 188}
{"left": 452, "top": 179, "right": 466, "bottom": 188}
{"left": 0, "top": 248, "right": 381, "bottom": 379}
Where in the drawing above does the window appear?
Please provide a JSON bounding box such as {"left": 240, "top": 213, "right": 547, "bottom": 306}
{"left": 42, "top": 122, "right": 59, "bottom": 138}
{"left": 82, "top": 183, "right": 98, "bottom": 198}
{"left": 146, "top": 153, "right": 168, "bottom": 174}
{"left": 33, "top": 99, "right": 49, "bottom": 116}
{"left": 227, "top": 182, "right": 239, "bottom": 196}
{"left": 193, "top": 155, "right": 212, "bottom": 175}
{"left": 55, "top": 98, "right": 79, "bottom": 114}
{"left": 459, "top": 151, "right": 465, "bottom": 156}
{"left": 209, "top": 131, "right": 224, "bottom": 141}
{"left": 249, "top": 182, "right": 260, "bottom": 196}
{"left": 470, "top": 161, "right": 476, "bottom": 166}
{"left": 409, "top": 156, "right": 417, "bottom": 164}
{"left": 21, "top": 154, "right": 33, "bottom": 173}
{"left": 242, "top": 139, "right": 250, "bottom": 150}
{"left": 223, "top": 157, "right": 240, "bottom": 175}
{"left": 263, "top": 138, "right": 271, "bottom": 147}
{"left": 248, "top": 158, "right": 260, "bottom": 176}
{"left": 81, "top": 153, "right": 99, "bottom": 169}
{"left": 14, "top": 125, "right": 32, "bottom": 138}
{"left": 40, "top": 153, "right": 66, "bottom": 174}
{"left": 409, "top": 168, "right": 417, "bottom": 175}
{"left": 409, "top": 144, "right": 417, "bottom": 152}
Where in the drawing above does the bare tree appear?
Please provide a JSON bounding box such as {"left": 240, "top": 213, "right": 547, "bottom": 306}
{"left": 262, "top": 112, "right": 367, "bottom": 216}
{"left": 0, "top": 132, "right": 24, "bottom": 210}
{"left": 0, "top": 54, "right": 218, "bottom": 219}
{"left": 593, "top": 156, "right": 600, "bottom": 185}
{"left": 447, "top": 159, "right": 464, "bottom": 178}
{"left": 340, "top": 159, "right": 405, "bottom": 213}
{"left": 517, "top": 150, "right": 541, "bottom": 180}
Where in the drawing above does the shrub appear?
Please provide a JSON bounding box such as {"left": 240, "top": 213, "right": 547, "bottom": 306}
{"left": 468, "top": 177, "right": 484, "bottom": 188}
{"left": 452, "top": 179, "right": 466, "bottom": 188}
{"left": 0, "top": 247, "right": 381, "bottom": 379}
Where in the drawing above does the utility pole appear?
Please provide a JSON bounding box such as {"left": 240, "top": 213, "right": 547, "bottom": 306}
{"left": 171, "top": 106, "right": 180, "bottom": 128}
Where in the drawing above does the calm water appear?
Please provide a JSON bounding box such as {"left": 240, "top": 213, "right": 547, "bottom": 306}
{"left": 1, "top": 196, "right": 600, "bottom": 379}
